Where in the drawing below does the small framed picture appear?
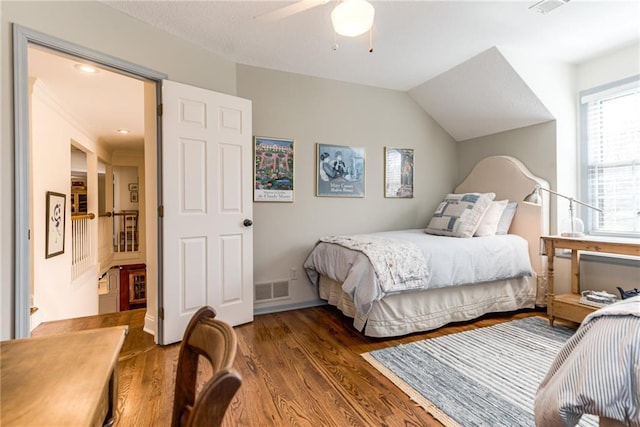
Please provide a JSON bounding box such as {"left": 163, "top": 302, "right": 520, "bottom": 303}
{"left": 385, "top": 147, "right": 414, "bottom": 198}
{"left": 128, "top": 183, "right": 139, "bottom": 192}
{"left": 130, "top": 191, "right": 139, "bottom": 203}
{"left": 316, "top": 143, "right": 365, "bottom": 197}
{"left": 254, "top": 136, "right": 294, "bottom": 202}
{"left": 46, "top": 191, "right": 66, "bottom": 258}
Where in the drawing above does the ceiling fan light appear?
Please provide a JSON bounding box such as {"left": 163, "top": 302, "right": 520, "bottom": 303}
{"left": 331, "top": 0, "right": 375, "bottom": 37}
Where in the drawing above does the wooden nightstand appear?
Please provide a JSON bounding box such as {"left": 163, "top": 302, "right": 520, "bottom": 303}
{"left": 541, "top": 235, "right": 640, "bottom": 326}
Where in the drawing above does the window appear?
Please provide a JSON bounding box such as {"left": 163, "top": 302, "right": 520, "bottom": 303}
{"left": 580, "top": 75, "right": 640, "bottom": 237}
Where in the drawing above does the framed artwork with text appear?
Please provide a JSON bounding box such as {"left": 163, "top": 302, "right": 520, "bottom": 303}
{"left": 254, "top": 136, "right": 294, "bottom": 202}
{"left": 316, "top": 143, "right": 365, "bottom": 197}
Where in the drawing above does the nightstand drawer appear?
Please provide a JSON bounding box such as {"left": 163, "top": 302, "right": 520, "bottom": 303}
{"left": 552, "top": 294, "right": 596, "bottom": 324}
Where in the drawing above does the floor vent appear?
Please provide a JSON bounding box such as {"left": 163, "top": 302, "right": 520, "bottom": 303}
{"left": 255, "top": 280, "right": 290, "bottom": 303}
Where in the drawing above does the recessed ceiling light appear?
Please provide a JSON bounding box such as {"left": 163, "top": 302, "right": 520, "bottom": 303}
{"left": 116, "top": 129, "right": 130, "bottom": 134}
{"left": 74, "top": 64, "right": 99, "bottom": 74}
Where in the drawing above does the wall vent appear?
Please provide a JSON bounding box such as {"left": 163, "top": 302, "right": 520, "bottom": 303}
{"left": 529, "top": 0, "right": 569, "bottom": 15}
{"left": 254, "top": 280, "right": 290, "bottom": 303}
{"left": 255, "top": 283, "right": 272, "bottom": 301}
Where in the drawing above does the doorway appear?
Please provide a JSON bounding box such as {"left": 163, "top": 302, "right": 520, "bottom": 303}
{"left": 13, "top": 25, "right": 166, "bottom": 340}
{"left": 15, "top": 25, "right": 255, "bottom": 345}
{"left": 29, "top": 45, "right": 152, "bottom": 328}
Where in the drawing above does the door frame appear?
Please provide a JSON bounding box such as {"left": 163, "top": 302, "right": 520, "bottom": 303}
{"left": 12, "top": 25, "right": 167, "bottom": 339}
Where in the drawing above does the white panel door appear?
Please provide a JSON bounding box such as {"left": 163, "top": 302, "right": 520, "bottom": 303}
{"left": 161, "top": 80, "right": 253, "bottom": 345}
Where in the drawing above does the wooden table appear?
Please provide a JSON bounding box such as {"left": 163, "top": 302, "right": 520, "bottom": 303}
{"left": 1, "top": 326, "right": 128, "bottom": 426}
{"left": 541, "top": 235, "right": 640, "bottom": 326}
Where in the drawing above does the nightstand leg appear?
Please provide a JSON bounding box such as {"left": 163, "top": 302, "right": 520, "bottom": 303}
{"left": 545, "top": 240, "right": 555, "bottom": 327}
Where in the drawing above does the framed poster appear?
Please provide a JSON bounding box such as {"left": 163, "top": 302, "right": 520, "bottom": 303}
{"left": 45, "top": 191, "right": 66, "bottom": 258}
{"left": 317, "top": 143, "right": 365, "bottom": 197}
{"left": 384, "top": 147, "right": 414, "bottom": 198}
{"left": 254, "top": 136, "right": 294, "bottom": 202}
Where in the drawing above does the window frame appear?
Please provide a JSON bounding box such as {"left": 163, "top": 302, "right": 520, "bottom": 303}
{"left": 579, "top": 74, "right": 640, "bottom": 238}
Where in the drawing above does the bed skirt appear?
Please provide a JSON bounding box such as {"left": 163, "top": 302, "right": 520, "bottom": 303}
{"left": 319, "top": 274, "right": 537, "bottom": 337}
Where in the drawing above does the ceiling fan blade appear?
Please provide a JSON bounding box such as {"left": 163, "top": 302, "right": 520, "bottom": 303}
{"left": 253, "top": 0, "right": 330, "bottom": 23}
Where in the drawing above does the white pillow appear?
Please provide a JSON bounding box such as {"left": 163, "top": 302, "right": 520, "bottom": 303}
{"left": 496, "top": 201, "right": 518, "bottom": 235}
{"left": 425, "top": 192, "right": 496, "bottom": 238}
{"left": 474, "top": 200, "right": 508, "bottom": 237}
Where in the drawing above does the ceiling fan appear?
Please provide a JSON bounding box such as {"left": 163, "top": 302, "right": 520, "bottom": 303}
{"left": 254, "top": 0, "right": 376, "bottom": 49}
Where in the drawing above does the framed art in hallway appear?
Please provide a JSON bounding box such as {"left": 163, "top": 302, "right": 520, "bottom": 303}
{"left": 254, "top": 136, "right": 294, "bottom": 202}
{"left": 384, "top": 147, "right": 413, "bottom": 198}
{"left": 45, "top": 191, "right": 66, "bottom": 258}
{"left": 317, "top": 143, "right": 365, "bottom": 197}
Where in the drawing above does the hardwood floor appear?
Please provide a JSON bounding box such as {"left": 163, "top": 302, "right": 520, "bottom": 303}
{"left": 32, "top": 306, "right": 544, "bottom": 426}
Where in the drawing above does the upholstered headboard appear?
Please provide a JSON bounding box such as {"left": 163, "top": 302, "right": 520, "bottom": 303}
{"left": 455, "top": 156, "right": 550, "bottom": 280}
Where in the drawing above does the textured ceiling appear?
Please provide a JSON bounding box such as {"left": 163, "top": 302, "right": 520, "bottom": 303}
{"left": 102, "top": 1, "right": 640, "bottom": 91}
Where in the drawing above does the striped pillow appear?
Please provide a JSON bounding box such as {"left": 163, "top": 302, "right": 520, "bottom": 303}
{"left": 425, "top": 192, "right": 496, "bottom": 238}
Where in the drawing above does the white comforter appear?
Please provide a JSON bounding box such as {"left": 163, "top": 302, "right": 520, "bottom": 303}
{"left": 303, "top": 229, "right": 533, "bottom": 316}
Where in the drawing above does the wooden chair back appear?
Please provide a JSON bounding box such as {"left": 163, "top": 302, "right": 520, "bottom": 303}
{"left": 171, "top": 306, "right": 241, "bottom": 427}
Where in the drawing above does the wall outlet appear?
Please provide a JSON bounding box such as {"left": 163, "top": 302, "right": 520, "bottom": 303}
{"left": 290, "top": 268, "right": 298, "bottom": 280}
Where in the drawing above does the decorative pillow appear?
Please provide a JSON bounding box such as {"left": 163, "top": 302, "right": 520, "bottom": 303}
{"left": 425, "top": 192, "right": 495, "bottom": 238}
{"left": 495, "top": 201, "right": 518, "bottom": 235}
{"left": 474, "top": 199, "right": 508, "bottom": 237}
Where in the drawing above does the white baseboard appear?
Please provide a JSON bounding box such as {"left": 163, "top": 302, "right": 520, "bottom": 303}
{"left": 143, "top": 312, "right": 156, "bottom": 342}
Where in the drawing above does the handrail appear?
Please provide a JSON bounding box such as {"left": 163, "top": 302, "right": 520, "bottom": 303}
{"left": 98, "top": 212, "right": 112, "bottom": 218}
{"left": 112, "top": 210, "right": 138, "bottom": 217}
{"left": 71, "top": 212, "right": 95, "bottom": 221}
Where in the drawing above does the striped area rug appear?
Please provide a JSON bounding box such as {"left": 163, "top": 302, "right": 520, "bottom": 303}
{"left": 362, "top": 317, "right": 598, "bottom": 427}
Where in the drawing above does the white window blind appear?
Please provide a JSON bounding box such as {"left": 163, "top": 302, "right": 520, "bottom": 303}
{"left": 581, "top": 77, "right": 640, "bottom": 236}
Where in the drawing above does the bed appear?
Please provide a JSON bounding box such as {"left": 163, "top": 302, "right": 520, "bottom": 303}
{"left": 303, "top": 155, "right": 550, "bottom": 337}
{"left": 535, "top": 296, "right": 640, "bottom": 427}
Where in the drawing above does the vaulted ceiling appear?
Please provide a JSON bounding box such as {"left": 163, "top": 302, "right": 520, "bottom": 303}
{"left": 409, "top": 47, "right": 555, "bottom": 141}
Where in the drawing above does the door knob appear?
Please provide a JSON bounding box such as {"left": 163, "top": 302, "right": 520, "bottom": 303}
{"left": 243, "top": 219, "right": 253, "bottom": 227}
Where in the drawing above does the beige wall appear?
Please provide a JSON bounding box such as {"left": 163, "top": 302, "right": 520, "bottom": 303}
{"left": 457, "top": 121, "right": 557, "bottom": 232}
{"left": 1, "top": 0, "right": 238, "bottom": 339}
{"left": 457, "top": 121, "right": 556, "bottom": 186}
{"left": 237, "top": 65, "right": 458, "bottom": 310}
